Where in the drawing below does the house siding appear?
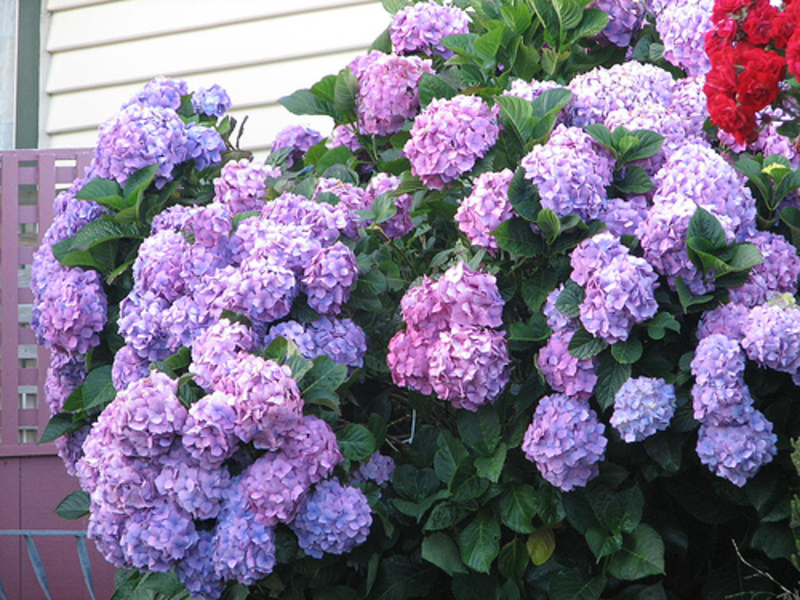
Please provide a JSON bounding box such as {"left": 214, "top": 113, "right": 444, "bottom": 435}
{"left": 42, "top": 0, "right": 388, "bottom": 155}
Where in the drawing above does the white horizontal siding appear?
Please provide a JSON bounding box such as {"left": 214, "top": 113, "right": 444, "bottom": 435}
{"left": 42, "top": 0, "right": 389, "bottom": 156}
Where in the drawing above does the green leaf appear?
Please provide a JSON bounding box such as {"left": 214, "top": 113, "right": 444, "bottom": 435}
{"left": 492, "top": 218, "right": 544, "bottom": 257}
{"left": 508, "top": 315, "right": 551, "bottom": 350}
{"left": 674, "top": 277, "right": 714, "bottom": 313}
{"left": 780, "top": 206, "right": 800, "bottom": 249}
{"left": 496, "top": 95, "right": 536, "bottom": 145}
{"left": 646, "top": 312, "right": 680, "bottom": 340}
{"left": 568, "top": 327, "right": 608, "bottom": 360}
{"left": 334, "top": 69, "right": 358, "bottom": 122}
{"left": 607, "top": 524, "right": 666, "bottom": 581}
{"left": 441, "top": 33, "right": 480, "bottom": 59}
{"left": 424, "top": 502, "right": 468, "bottom": 531}
{"left": 459, "top": 512, "right": 501, "bottom": 573}
{"left": 474, "top": 443, "right": 506, "bottom": 483}
{"left": 594, "top": 353, "right": 631, "bottom": 411}
{"left": 537, "top": 208, "right": 561, "bottom": 244}
{"left": 619, "top": 130, "right": 664, "bottom": 164}
{"left": 422, "top": 533, "right": 469, "bottom": 576}
{"left": 51, "top": 219, "right": 144, "bottom": 263}
{"left": 82, "top": 365, "right": 116, "bottom": 411}
{"left": 418, "top": 72, "right": 458, "bottom": 107}
{"left": 552, "top": 0, "right": 583, "bottom": 30}
{"left": 123, "top": 164, "right": 159, "bottom": 206}
{"left": 393, "top": 465, "right": 440, "bottom": 503}
{"left": 615, "top": 165, "right": 655, "bottom": 194}
{"left": 549, "top": 570, "right": 606, "bottom": 600}
{"left": 55, "top": 490, "right": 90, "bottom": 520}
{"left": 337, "top": 424, "right": 376, "bottom": 461}
{"left": 750, "top": 522, "right": 796, "bottom": 560}
{"left": 435, "top": 431, "right": 471, "bottom": 484}
{"left": 507, "top": 167, "right": 541, "bottom": 221}
{"left": 526, "top": 527, "right": 556, "bottom": 565}
{"left": 279, "top": 88, "right": 334, "bottom": 117}
{"left": 450, "top": 462, "right": 490, "bottom": 503}
{"left": 734, "top": 157, "right": 771, "bottom": 202}
{"left": 554, "top": 279, "right": 585, "bottom": 319}
{"left": 499, "top": 484, "right": 538, "bottom": 534}
{"left": 475, "top": 26, "right": 504, "bottom": 62}
{"left": 686, "top": 207, "right": 727, "bottom": 250}
{"left": 585, "top": 528, "right": 623, "bottom": 560}
{"left": 498, "top": 538, "right": 529, "bottom": 583}
{"left": 584, "top": 123, "right": 614, "bottom": 152}
{"left": 368, "top": 556, "right": 435, "bottom": 600}
{"left": 529, "top": 88, "right": 572, "bottom": 119}
{"left": 39, "top": 413, "right": 82, "bottom": 444}
{"left": 76, "top": 177, "right": 122, "bottom": 202}
{"left": 457, "top": 406, "right": 501, "bottom": 457}
{"left": 300, "top": 356, "right": 348, "bottom": 410}
{"left": 569, "top": 8, "right": 609, "bottom": 42}
{"left": 611, "top": 337, "right": 643, "bottom": 364}
{"left": 521, "top": 269, "right": 558, "bottom": 312}
{"left": 501, "top": 5, "right": 533, "bottom": 34}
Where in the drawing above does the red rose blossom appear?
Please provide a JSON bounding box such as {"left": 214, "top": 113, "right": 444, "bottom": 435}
{"left": 707, "top": 93, "right": 758, "bottom": 144}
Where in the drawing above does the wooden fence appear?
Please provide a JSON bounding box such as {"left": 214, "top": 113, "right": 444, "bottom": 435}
{"left": 0, "top": 149, "right": 115, "bottom": 600}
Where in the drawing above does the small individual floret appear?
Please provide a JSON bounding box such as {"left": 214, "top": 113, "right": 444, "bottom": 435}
{"left": 522, "top": 394, "right": 607, "bottom": 491}
{"left": 352, "top": 52, "right": 434, "bottom": 137}
{"left": 521, "top": 124, "right": 614, "bottom": 222}
{"left": 352, "top": 452, "right": 396, "bottom": 487}
{"left": 455, "top": 169, "right": 515, "bottom": 253}
{"left": 390, "top": 0, "right": 471, "bottom": 58}
{"left": 404, "top": 95, "right": 500, "bottom": 189}
{"left": 611, "top": 377, "right": 676, "bottom": 442}
{"left": 696, "top": 409, "right": 778, "bottom": 486}
{"left": 301, "top": 242, "right": 359, "bottom": 315}
{"left": 741, "top": 297, "right": 800, "bottom": 375}
{"left": 271, "top": 125, "right": 323, "bottom": 168}
{"left": 192, "top": 83, "right": 232, "bottom": 117}
{"left": 538, "top": 329, "right": 598, "bottom": 400}
{"left": 290, "top": 478, "right": 373, "bottom": 559}
{"left": 428, "top": 325, "right": 511, "bottom": 411}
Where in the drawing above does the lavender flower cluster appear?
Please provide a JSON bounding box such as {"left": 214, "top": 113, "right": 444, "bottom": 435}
{"left": 388, "top": 261, "right": 511, "bottom": 411}
{"left": 389, "top": 0, "right": 471, "bottom": 59}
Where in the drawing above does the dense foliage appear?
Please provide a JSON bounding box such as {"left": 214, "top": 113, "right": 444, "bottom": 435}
{"left": 32, "top": 0, "right": 800, "bottom": 598}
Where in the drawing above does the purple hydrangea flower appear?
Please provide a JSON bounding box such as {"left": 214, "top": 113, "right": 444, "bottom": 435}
{"left": 741, "top": 298, "right": 800, "bottom": 375}
{"left": 568, "top": 62, "right": 676, "bottom": 127}
{"left": 192, "top": 83, "right": 232, "bottom": 117}
{"left": 301, "top": 242, "right": 359, "bottom": 315}
{"left": 91, "top": 104, "right": 189, "bottom": 187}
{"left": 728, "top": 231, "right": 799, "bottom": 308}
{"left": 111, "top": 345, "right": 150, "bottom": 392}
{"left": 279, "top": 415, "right": 343, "bottom": 481}
{"left": 150, "top": 204, "right": 194, "bottom": 234}
{"left": 266, "top": 317, "right": 368, "bottom": 369}
{"left": 118, "top": 289, "right": 173, "bottom": 362}
{"left": 55, "top": 425, "right": 90, "bottom": 477}
{"left": 133, "top": 229, "right": 190, "bottom": 302}
{"left": 154, "top": 445, "right": 231, "bottom": 520}
{"left": 190, "top": 319, "right": 255, "bottom": 390}
{"left": 404, "top": 95, "right": 500, "bottom": 189}
{"left": 123, "top": 76, "right": 188, "bottom": 110}
{"left": 589, "top": 0, "right": 645, "bottom": 47}
{"left": 543, "top": 285, "right": 579, "bottom": 334}
{"left": 692, "top": 333, "right": 746, "bottom": 388}
{"left": 387, "top": 329, "right": 435, "bottom": 395}
{"left": 503, "top": 78, "right": 566, "bottom": 103}
{"left": 261, "top": 192, "right": 351, "bottom": 245}
{"left": 328, "top": 124, "right": 363, "bottom": 152}
{"left": 435, "top": 261, "right": 505, "bottom": 328}
{"left": 697, "top": 303, "right": 749, "bottom": 341}
{"left": 314, "top": 177, "right": 368, "bottom": 237}
{"left": 213, "top": 159, "right": 278, "bottom": 214}
{"left": 184, "top": 122, "right": 226, "bottom": 170}
{"left": 538, "top": 329, "right": 598, "bottom": 400}
{"left": 390, "top": 0, "right": 471, "bottom": 58}
{"left": 428, "top": 325, "right": 511, "bottom": 411}
{"left": 522, "top": 394, "right": 607, "bottom": 491}
{"left": 669, "top": 75, "right": 710, "bottom": 140}
{"left": 521, "top": 124, "right": 614, "bottom": 222}
{"left": 352, "top": 452, "right": 395, "bottom": 487}
{"left": 570, "top": 232, "right": 630, "bottom": 287}
{"left": 239, "top": 451, "right": 313, "bottom": 526}
{"left": 181, "top": 390, "right": 239, "bottom": 467}
{"left": 120, "top": 499, "right": 198, "bottom": 572}
{"left": 352, "top": 52, "right": 434, "bottom": 137}
{"left": 33, "top": 266, "right": 107, "bottom": 355}
{"left": 271, "top": 125, "right": 323, "bottom": 168}
{"left": 599, "top": 194, "right": 649, "bottom": 238}
{"left": 45, "top": 351, "right": 87, "bottom": 414}
{"left": 579, "top": 252, "right": 659, "bottom": 343}
{"left": 43, "top": 189, "right": 106, "bottom": 246}
{"left": 290, "top": 478, "right": 373, "bottom": 559}
{"left": 363, "top": 172, "right": 414, "bottom": 238}
{"left": 611, "top": 377, "right": 676, "bottom": 442}
{"left": 213, "top": 486, "right": 277, "bottom": 585}
{"left": 230, "top": 219, "right": 320, "bottom": 273}
{"left": 400, "top": 274, "right": 450, "bottom": 334}
{"left": 176, "top": 531, "right": 225, "bottom": 599}
{"left": 656, "top": 0, "right": 713, "bottom": 77}
{"left": 455, "top": 169, "right": 515, "bottom": 253}
{"left": 696, "top": 410, "right": 778, "bottom": 486}
{"left": 692, "top": 380, "right": 756, "bottom": 426}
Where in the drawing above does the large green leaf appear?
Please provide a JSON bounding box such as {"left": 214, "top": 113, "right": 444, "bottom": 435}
{"left": 418, "top": 72, "right": 458, "bottom": 107}
{"left": 300, "top": 356, "right": 348, "bottom": 410}
{"left": 279, "top": 89, "right": 334, "bottom": 117}
{"left": 337, "top": 424, "right": 376, "bottom": 461}
{"left": 526, "top": 527, "right": 556, "bottom": 565}
{"left": 594, "top": 353, "right": 632, "bottom": 411}
{"left": 55, "top": 490, "right": 90, "bottom": 520}
{"left": 549, "top": 570, "right": 606, "bottom": 600}
{"left": 492, "top": 218, "right": 545, "bottom": 257}
{"left": 434, "top": 431, "right": 471, "bottom": 484}
{"left": 457, "top": 406, "right": 500, "bottom": 457}
{"left": 607, "top": 524, "right": 666, "bottom": 581}
{"left": 51, "top": 219, "right": 144, "bottom": 261}
{"left": 368, "top": 557, "right": 435, "bottom": 600}
{"left": 459, "top": 512, "right": 501, "bottom": 573}
{"left": 568, "top": 327, "right": 608, "bottom": 360}
{"left": 508, "top": 167, "right": 541, "bottom": 221}
{"left": 554, "top": 279, "right": 584, "bottom": 319}
{"left": 123, "top": 164, "right": 159, "bottom": 207}
{"left": 81, "top": 365, "right": 116, "bottom": 411}
{"left": 39, "top": 413, "right": 84, "bottom": 444}
{"left": 422, "top": 533, "right": 469, "bottom": 576}
{"left": 499, "top": 483, "right": 538, "bottom": 534}
{"left": 498, "top": 538, "right": 529, "bottom": 583}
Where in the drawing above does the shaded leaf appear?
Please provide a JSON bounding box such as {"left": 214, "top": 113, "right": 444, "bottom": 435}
{"left": 459, "top": 512, "right": 501, "bottom": 573}
{"left": 55, "top": 490, "right": 90, "bottom": 520}
{"left": 422, "top": 533, "right": 468, "bottom": 576}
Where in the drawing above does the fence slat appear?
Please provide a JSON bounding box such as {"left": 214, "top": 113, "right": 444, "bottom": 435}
{"left": 24, "top": 535, "right": 54, "bottom": 600}
{"left": 76, "top": 535, "right": 96, "bottom": 600}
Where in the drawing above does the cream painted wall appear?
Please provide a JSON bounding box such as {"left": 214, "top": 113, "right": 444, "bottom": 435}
{"left": 41, "top": 0, "right": 389, "bottom": 156}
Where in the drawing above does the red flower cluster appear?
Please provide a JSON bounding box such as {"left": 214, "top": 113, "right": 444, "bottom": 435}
{"left": 705, "top": 0, "right": 797, "bottom": 144}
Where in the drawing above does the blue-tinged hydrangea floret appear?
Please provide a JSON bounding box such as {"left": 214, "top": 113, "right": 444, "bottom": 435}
{"left": 697, "top": 303, "right": 749, "bottom": 341}
{"left": 213, "top": 158, "right": 278, "bottom": 214}
{"left": 692, "top": 381, "right": 755, "bottom": 426}
{"left": 538, "top": 329, "right": 598, "bottom": 400}
{"left": 301, "top": 242, "right": 359, "bottom": 315}
{"left": 91, "top": 104, "right": 189, "bottom": 187}
{"left": 123, "top": 76, "right": 188, "bottom": 110}
{"left": 314, "top": 177, "right": 368, "bottom": 238}
{"left": 399, "top": 274, "right": 449, "bottom": 333}
{"left": 503, "top": 78, "right": 565, "bottom": 103}
{"left": 290, "top": 478, "right": 373, "bottom": 559}
{"left": 589, "top": 0, "right": 645, "bottom": 47}
{"left": 568, "top": 62, "right": 675, "bottom": 127}
{"left": 455, "top": 169, "right": 515, "bottom": 253}
{"left": 570, "top": 232, "right": 630, "bottom": 287}
{"left": 656, "top": 0, "right": 712, "bottom": 76}
{"left": 728, "top": 231, "right": 800, "bottom": 308}
{"left": 599, "top": 194, "right": 649, "bottom": 238}
{"left": 404, "top": 95, "right": 500, "bottom": 189}
{"left": 436, "top": 261, "right": 505, "bottom": 328}
{"left": 213, "top": 485, "right": 276, "bottom": 585}
{"left": 305, "top": 317, "right": 368, "bottom": 368}
{"left": 271, "top": 125, "right": 323, "bottom": 168}
{"left": 363, "top": 172, "right": 414, "bottom": 238}
{"left": 181, "top": 390, "right": 239, "bottom": 467}
{"left": 176, "top": 531, "right": 225, "bottom": 600}
{"left": 218, "top": 256, "right": 297, "bottom": 330}
{"left": 579, "top": 252, "right": 659, "bottom": 343}
{"left": 390, "top": 0, "right": 471, "bottom": 58}
{"left": 87, "top": 500, "right": 128, "bottom": 567}
{"left": 261, "top": 192, "right": 350, "bottom": 245}
{"left": 120, "top": 499, "right": 198, "bottom": 572}
{"left": 191, "top": 83, "right": 231, "bottom": 117}
{"left": 279, "top": 415, "right": 343, "bottom": 481}
{"left": 118, "top": 289, "right": 173, "bottom": 362}
{"left": 653, "top": 142, "right": 756, "bottom": 240}
{"left": 230, "top": 219, "right": 321, "bottom": 273}
{"left": 429, "top": 325, "right": 511, "bottom": 411}
{"left": 154, "top": 445, "right": 231, "bottom": 520}
{"left": 351, "top": 52, "right": 434, "bottom": 137}
{"left": 543, "top": 285, "right": 579, "bottom": 334}
{"left": 190, "top": 318, "right": 255, "bottom": 391}
{"left": 163, "top": 295, "right": 215, "bottom": 350}
{"left": 133, "top": 229, "right": 190, "bottom": 302}
{"left": 45, "top": 350, "right": 87, "bottom": 414}
{"left": 669, "top": 76, "right": 709, "bottom": 140}
{"left": 33, "top": 265, "right": 108, "bottom": 355}
{"left": 240, "top": 451, "right": 316, "bottom": 527}
{"left": 611, "top": 377, "right": 676, "bottom": 442}
{"left": 150, "top": 204, "right": 194, "bottom": 234}
{"left": 352, "top": 452, "right": 396, "bottom": 487}
{"left": 185, "top": 122, "right": 226, "bottom": 170}
{"left": 522, "top": 394, "right": 607, "bottom": 491}
{"left": 55, "top": 425, "right": 90, "bottom": 478}
{"left": 521, "top": 124, "right": 614, "bottom": 222}
{"left": 43, "top": 191, "right": 106, "bottom": 246}
{"left": 111, "top": 345, "right": 150, "bottom": 392}
{"left": 696, "top": 409, "right": 778, "bottom": 487}
{"left": 691, "top": 333, "right": 746, "bottom": 387}
{"left": 741, "top": 298, "right": 800, "bottom": 375}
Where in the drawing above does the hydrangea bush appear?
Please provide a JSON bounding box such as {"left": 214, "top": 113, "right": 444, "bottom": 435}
{"left": 33, "top": 0, "right": 800, "bottom": 598}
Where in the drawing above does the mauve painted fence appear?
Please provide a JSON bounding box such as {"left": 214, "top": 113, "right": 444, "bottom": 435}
{"left": 0, "top": 149, "right": 115, "bottom": 600}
